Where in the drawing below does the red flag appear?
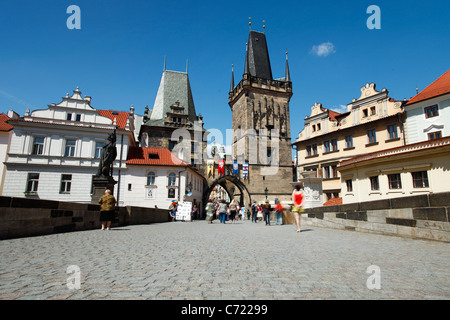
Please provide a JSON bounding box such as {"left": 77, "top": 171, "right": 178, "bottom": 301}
{"left": 218, "top": 159, "right": 225, "bottom": 176}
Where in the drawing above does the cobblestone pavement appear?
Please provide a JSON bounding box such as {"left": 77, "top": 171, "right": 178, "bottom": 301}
{"left": 0, "top": 219, "right": 449, "bottom": 300}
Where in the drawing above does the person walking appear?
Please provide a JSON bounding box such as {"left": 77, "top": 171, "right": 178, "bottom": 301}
{"left": 98, "top": 189, "right": 116, "bottom": 230}
{"left": 218, "top": 200, "right": 228, "bottom": 224}
{"left": 273, "top": 199, "right": 285, "bottom": 225}
{"left": 263, "top": 200, "right": 272, "bottom": 226}
{"left": 292, "top": 184, "right": 304, "bottom": 232}
{"left": 229, "top": 199, "right": 238, "bottom": 223}
{"left": 257, "top": 204, "right": 263, "bottom": 221}
{"left": 205, "top": 200, "right": 215, "bottom": 224}
{"left": 251, "top": 201, "right": 258, "bottom": 223}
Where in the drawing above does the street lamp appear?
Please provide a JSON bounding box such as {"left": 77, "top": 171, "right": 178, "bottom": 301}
{"left": 264, "top": 187, "right": 268, "bottom": 200}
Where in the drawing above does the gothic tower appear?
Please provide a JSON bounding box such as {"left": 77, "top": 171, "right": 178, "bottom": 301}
{"left": 229, "top": 30, "right": 293, "bottom": 203}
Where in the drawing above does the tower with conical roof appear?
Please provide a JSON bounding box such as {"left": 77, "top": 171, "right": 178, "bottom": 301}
{"left": 228, "top": 28, "right": 293, "bottom": 203}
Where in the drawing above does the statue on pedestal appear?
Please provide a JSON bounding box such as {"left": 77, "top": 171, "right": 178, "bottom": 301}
{"left": 97, "top": 129, "right": 117, "bottom": 177}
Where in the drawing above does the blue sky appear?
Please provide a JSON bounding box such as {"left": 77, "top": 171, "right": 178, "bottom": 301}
{"left": 1, "top": 0, "right": 449, "bottom": 150}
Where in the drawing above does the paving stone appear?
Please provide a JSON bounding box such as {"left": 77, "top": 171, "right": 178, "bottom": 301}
{"left": 0, "top": 220, "right": 448, "bottom": 300}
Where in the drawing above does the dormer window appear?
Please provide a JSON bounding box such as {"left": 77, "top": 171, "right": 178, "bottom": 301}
{"left": 148, "top": 153, "right": 159, "bottom": 160}
{"left": 75, "top": 114, "right": 81, "bottom": 122}
{"left": 66, "top": 114, "right": 72, "bottom": 121}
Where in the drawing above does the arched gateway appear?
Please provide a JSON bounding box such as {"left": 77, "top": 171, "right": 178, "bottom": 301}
{"left": 202, "top": 175, "right": 252, "bottom": 210}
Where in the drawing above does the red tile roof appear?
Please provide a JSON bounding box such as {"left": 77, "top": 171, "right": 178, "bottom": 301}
{"left": 98, "top": 110, "right": 130, "bottom": 130}
{"left": 126, "top": 147, "right": 190, "bottom": 167}
{"left": 406, "top": 69, "right": 450, "bottom": 105}
{"left": 0, "top": 113, "right": 13, "bottom": 132}
{"left": 323, "top": 198, "right": 342, "bottom": 206}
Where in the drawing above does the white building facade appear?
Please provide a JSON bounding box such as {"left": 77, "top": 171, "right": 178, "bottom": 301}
{"left": 404, "top": 69, "right": 450, "bottom": 144}
{"left": 2, "top": 87, "right": 136, "bottom": 204}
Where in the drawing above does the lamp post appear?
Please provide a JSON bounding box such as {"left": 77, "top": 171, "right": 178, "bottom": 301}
{"left": 264, "top": 187, "right": 268, "bottom": 200}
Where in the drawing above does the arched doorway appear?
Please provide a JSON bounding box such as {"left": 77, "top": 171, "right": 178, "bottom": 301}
{"left": 202, "top": 175, "right": 252, "bottom": 212}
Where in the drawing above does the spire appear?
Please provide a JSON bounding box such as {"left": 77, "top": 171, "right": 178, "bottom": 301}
{"left": 163, "top": 56, "right": 167, "bottom": 71}
{"left": 230, "top": 64, "right": 235, "bottom": 92}
{"left": 285, "top": 51, "right": 291, "bottom": 82}
{"left": 244, "top": 42, "right": 250, "bottom": 75}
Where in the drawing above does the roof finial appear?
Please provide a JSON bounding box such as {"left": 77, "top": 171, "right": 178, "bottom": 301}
{"left": 249, "top": 17, "right": 252, "bottom": 31}
{"left": 285, "top": 50, "right": 291, "bottom": 82}
{"left": 163, "top": 56, "right": 167, "bottom": 71}
{"left": 263, "top": 20, "right": 266, "bottom": 33}
{"left": 230, "top": 63, "right": 235, "bottom": 92}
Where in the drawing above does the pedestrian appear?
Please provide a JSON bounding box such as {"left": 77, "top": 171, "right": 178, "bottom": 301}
{"left": 192, "top": 204, "right": 199, "bottom": 220}
{"left": 229, "top": 199, "right": 238, "bottom": 223}
{"left": 98, "top": 189, "right": 116, "bottom": 230}
{"left": 239, "top": 205, "right": 245, "bottom": 221}
{"left": 263, "top": 200, "right": 272, "bottom": 226}
{"left": 274, "top": 199, "right": 285, "bottom": 225}
{"left": 218, "top": 199, "right": 228, "bottom": 224}
{"left": 292, "top": 184, "right": 304, "bottom": 232}
{"left": 169, "top": 200, "right": 177, "bottom": 221}
{"left": 257, "top": 204, "right": 263, "bottom": 221}
{"left": 246, "top": 207, "right": 251, "bottom": 220}
{"left": 205, "top": 200, "right": 215, "bottom": 224}
{"left": 251, "top": 200, "right": 258, "bottom": 222}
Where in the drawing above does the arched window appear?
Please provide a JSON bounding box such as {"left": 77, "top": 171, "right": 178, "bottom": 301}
{"left": 147, "top": 172, "right": 155, "bottom": 186}
{"left": 168, "top": 172, "right": 176, "bottom": 186}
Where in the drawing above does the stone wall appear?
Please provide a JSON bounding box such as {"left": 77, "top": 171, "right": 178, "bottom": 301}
{"left": 0, "top": 196, "right": 170, "bottom": 240}
{"left": 300, "top": 192, "right": 450, "bottom": 242}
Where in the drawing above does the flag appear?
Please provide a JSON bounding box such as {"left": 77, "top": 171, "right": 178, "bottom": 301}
{"left": 232, "top": 161, "right": 239, "bottom": 176}
{"left": 242, "top": 162, "right": 248, "bottom": 179}
{"left": 218, "top": 159, "right": 225, "bottom": 176}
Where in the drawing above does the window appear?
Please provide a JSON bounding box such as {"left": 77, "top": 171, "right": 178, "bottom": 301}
{"left": 345, "top": 135, "right": 353, "bottom": 149}
{"left": 148, "top": 153, "right": 159, "bottom": 160}
{"left": 323, "top": 164, "right": 338, "bottom": 179}
{"left": 65, "top": 139, "right": 76, "bottom": 157}
{"left": 95, "top": 142, "right": 103, "bottom": 159}
{"left": 370, "top": 106, "right": 376, "bottom": 115}
{"left": 168, "top": 172, "right": 176, "bottom": 186}
{"left": 26, "top": 173, "right": 39, "bottom": 192}
{"left": 388, "top": 173, "right": 402, "bottom": 189}
{"left": 306, "top": 144, "right": 318, "bottom": 157}
{"left": 428, "top": 131, "right": 442, "bottom": 140}
{"left": 317, "top": 123, "right": 321, "bottom": 131}
{"left": 66, "top": 114, "right": 72, "bottom": 121}
{"left": 147, "top": 172, "right": 155, "bottom": 185}
{"left": 367, "top": 129, "right": 377, "bottom": 144}
{"left": 331, "top": 139, "right": 338, "bottom": 152}
{"left": 370, "top": 176, "right": 379, "bottom": 191}
{"left": 75, "top": 114, "right": 82, "bottom": 122}
{"left": 424, "top": 105, "right": 439, "bottom": 118}
{"left": 32, "top": 137, "right": 44, "bottom": 155}
{"left": 387, "top": 125, "right": 398, "bottom": 140}
{"left": 60, "top": 174, "right": 72, "bottom": 193}
{"left": 346, "top": 179, "right": 353, "bottom": 192}
{"left": 362, "top": 109, "right": 368, "bottom": 117}
{"left": 412, "top": 171, "right": 429, "bottom": 188}
{"left": 312, "top": 124, "right": 316, "bottom": 132}
{"left": 169, "top": 141, "right": 176, "bottom": 151}
{"left": 312, "top": 144, "right": 317, "bottom": 155}
{"left": 323, "top": 141, "right": 331, "bottom": 153}
{"left": 323, "top": 166, "right": 331, "bottom": 179}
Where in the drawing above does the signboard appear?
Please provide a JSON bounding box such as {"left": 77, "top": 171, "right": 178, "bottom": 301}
{"left": 176, "top": 201, "right": 192, "bottom": 221}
